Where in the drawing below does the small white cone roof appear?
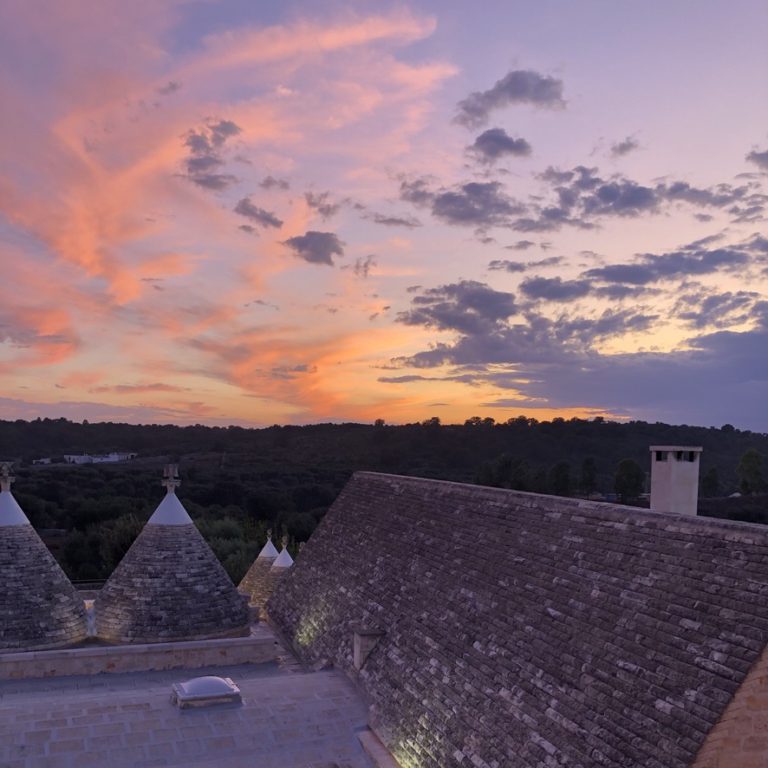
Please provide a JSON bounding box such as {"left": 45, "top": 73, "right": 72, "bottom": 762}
{"left": 0, "top": 490, "right": 29, "bottom": 527}
{"left": 258, "top": 537, "right": 279, "bottom": 559}
{"left": 272, "top": 546, "right": 294, "bottom": 569}
{"left": 148, "top": 490, "right": 193, "bottom": 525}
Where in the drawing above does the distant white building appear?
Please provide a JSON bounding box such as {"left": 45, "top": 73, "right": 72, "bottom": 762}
{"left": 63, "top": 454, "right": 93, "bottom": 465}
{"left": 63, "top": 452, "right": 137, "bottom": 465}
{"left": 649, "top": 445, "right": 703, "bottom": 516}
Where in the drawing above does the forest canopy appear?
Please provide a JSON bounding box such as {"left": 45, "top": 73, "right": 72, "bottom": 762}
{"left": 2, "top": 416, "right": 766, "bottom": 583}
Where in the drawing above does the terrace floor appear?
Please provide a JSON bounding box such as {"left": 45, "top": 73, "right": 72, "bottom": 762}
{"left": 0, "top": 659, "right": 374, "bottom": 768}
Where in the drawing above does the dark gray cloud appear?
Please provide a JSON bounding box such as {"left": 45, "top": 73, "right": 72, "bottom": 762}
{"left": 488, "top": 260, "right": 526, "bottom": 273}
{"left": 506, "top": 240, "right": 535, "bottom": 250}
{"left": 186, "top": 171, "right": 238, "bottom": 191}
{"left": 399, "top": 176, "right": 525, "bottom": 227}
{"left": 659, "top": 180, "right": 750, "bottom": 208}
{"left": 432, "top": 182, "right": 524, "bottom": 226}
{"left": 371, "top": 212, "right": 422, "bottom": 228}
{"left": 260, "top": 175, "right": 290, "bottom": 190}
{"left": 234, "top": 197, "right": 283, "bottom": 229}
{"left": 397, "top": 280, "right": 517, "bottom": 335}
{"left": 387, "top": 258, "right": 768, "bottom": 429}
{"left": 390, "top": 301, "right": 768, "bottom": 430}
{"left": 305, "top": 191, "right": 340, "bottom": 220}
{"left": 675, "top": 289, "right": 758, "bottom": 329}
{"left": 593, "top": 284, "right": 648, "bottom": 300}
{"left": 524, "top": 324, "right": 768, "bottom": 429}
{"left": 584, "top": 246, "right": 750, "bottom": 286}
{"left": 393, "top": 277, "right": 663, "bottom": 372}
{"left": 238, "top": 224, "right": 257, "bottom": 234}
{"left": 747, "top": 148, "right": 768, "bottom": 170}
{"left": 455, "top": 69, "right": 565, "bottom": 128}
{"left": 469, "top": 128, "right": 532, "bottom": 163}
{"left": 399, "top": 177, "right": 434, "bottom": 206}
{"left": 610, "top": 137, "right": 639, "bottom": 157}
{"left": 282, "top": 231, "right": 344, "bottom": 266}
{"left": 208, "top": 119, "right": 241, "bottom": 145}
{"left": 270, "top": 364, "right": 316, "bottom": 380}
{"left": 531, "top": 255, "right": 564, "bottom": 268}
{"left": 392, "top": 305, "right": 657, "bottom": 369}
{"left": 746, "top": 234, "right": 768, "bottom": 253}
{"left": 520, "top": 276, "right": 591, "bottom": 301}
{"left": 487, "top": 256, "right": 564, "bottom": 273}
{"left": 584, "top": 263, "right": 656, "bottom": 285}
{"left": 516, "top": 165, "right": 766, "bottom": 231}
{"left": 581, "top": 179, "right": 658, "bottom": 217}
{"left": 182, "top": 119, "right": 241, "bottom": 191}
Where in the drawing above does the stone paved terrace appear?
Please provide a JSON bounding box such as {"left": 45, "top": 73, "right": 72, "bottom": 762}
{"left": 0, "top": 660, "right": 374, "bottom": 768}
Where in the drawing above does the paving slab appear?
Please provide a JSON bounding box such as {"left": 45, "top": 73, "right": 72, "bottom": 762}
{"left": 0, "top": 661, "right": 374, "bottom": 768}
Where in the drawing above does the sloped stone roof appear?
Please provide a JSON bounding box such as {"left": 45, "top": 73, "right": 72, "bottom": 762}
{"left": 239, "top": 538, "right": 294, "bottom": 612}
{"left": 268, "top": 472, "right": 768, "bottom": 768}
{"left": 238, "top": 536, "right": 279, "bottom": 608}
{"left": 95, "top": 486, "right": 249, "bottom": 643}
{"left": 0, "top": 488, "right": 87, "bottom": 651}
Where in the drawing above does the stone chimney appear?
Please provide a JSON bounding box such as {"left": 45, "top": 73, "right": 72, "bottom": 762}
{"left": 649, "top": 446, "right": 703, "bottom": 516}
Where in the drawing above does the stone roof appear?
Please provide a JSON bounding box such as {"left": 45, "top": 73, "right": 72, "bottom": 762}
{"left": 239, "top": 536, "right": 293, "bottom": 611}
{"left": 238, "top": 534, "right": 279, "bottom": 609}
{"left": 0, "top": 473, "right": 87, "bottom": 650}
{"left": 272, "top": 545, "right": 294, "bottom": 569}
{"left": 268, "top": 471, "right": 768, "bottom": 768}
{"left": 95, "top": 473, "right": 249, "bottom": 643}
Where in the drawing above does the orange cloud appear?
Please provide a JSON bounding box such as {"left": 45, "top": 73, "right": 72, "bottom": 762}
{"left": 0, "top": 306, "right": 80, "bottom": 372}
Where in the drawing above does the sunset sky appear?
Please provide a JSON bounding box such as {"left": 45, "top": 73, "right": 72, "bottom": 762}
{"left": 1, "top": 0, "right": 767, "bottom": 430}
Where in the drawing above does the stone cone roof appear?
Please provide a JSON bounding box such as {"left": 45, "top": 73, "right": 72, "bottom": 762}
{"left": 238, "top": 536, "right": 279, "bottom": 609}
{"left": 0, "top": 488, "right": 87, "bottom": 651}
{"left": 272, "top": 546, "right": 294, "bottom": 569}
{"left": 95, "top": 486, "right": 249, "bottom": 643}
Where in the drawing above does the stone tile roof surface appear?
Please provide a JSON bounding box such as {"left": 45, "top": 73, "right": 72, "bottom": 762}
{"left": 0, "top": 662, "right": 373, "bottom": 767}
{"left": 268, "top": 472, "right": 768, "bottom": 768}
{"left": 0, "top": 515, "right": 87, "bottom": 651}
{"left": 95, "top": 522, "right": 249, "bottom": 643}
{"left": 239, "top": 554, "right": 277, "bottom": 609}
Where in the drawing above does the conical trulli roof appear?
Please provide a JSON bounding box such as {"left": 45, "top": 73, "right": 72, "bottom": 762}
{"left": 238, "top": 532, "right": 279, "bottom": 608}
{"left": 0, "top": 464, "right": 87, "bottom": 650}
{"left": 95, "top": 465, "right": 249, "bottom": 643}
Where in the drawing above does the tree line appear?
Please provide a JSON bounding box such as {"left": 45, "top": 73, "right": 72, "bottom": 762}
{"left": 1, "top": 416, "right": 766, "bottom": 583}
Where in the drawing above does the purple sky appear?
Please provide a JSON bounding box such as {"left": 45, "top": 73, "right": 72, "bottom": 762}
{"left": 1, "top": 0, "right": 767, "bottom": 429}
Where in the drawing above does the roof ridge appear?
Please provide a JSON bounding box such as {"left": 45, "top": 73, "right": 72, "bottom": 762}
{"left": 352, "top": 471, "right": 768, "bottom": 542}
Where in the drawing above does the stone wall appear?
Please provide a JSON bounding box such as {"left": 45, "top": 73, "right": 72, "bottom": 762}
{"left": 95, "top": 524, "right": 249, "bottom": 643}
{"left": 0, "top": 629, "right": 277, "bottom": 679}
{"left": 691, "top": 641, "right": 768, "bottom": 768}
{"left": 0, "top": 526, "right": 87, "bottom": 651}
{"left": 268, "top": 472, "right": 768, "bottom": 768}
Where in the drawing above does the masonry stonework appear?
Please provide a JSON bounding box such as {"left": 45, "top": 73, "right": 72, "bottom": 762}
{"left": 95, "top": 523, "right": 249, "bottom": 643}
{"left": 268, "top": 472, "right": 768, "bottom": 768}
{"left": 0, "top": 525, "right": 87, "bottom": 651}
{"left": 692, "top": 640, "right": 768, "bottom": 768}
{"left": 239, "top": 557, "right": 276, "bottom": 609}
